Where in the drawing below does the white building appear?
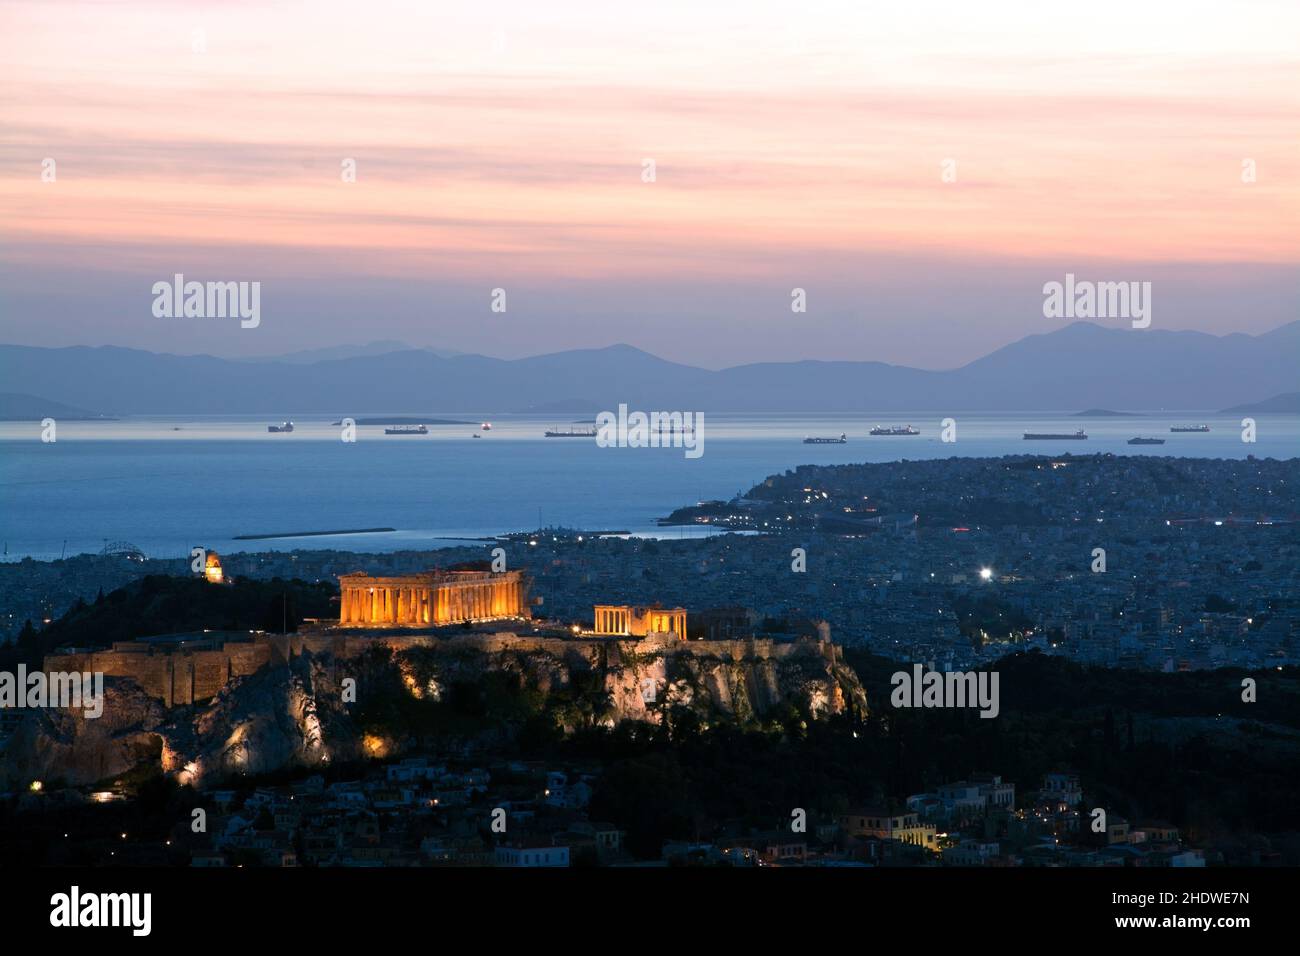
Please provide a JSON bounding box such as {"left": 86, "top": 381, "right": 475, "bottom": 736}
{"left": 495, "top": 843, "right": 570, "bottom": 867}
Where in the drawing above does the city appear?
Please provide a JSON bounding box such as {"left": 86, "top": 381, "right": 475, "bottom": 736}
{"left": 2, "top": 454, "right": 1296, "bottom": 873}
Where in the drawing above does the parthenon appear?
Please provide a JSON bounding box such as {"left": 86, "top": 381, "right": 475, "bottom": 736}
{"left": 338, "top": 570, "right": 528, "bottom": 627}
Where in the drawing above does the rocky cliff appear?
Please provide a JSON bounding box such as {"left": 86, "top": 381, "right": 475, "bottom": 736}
{"left": 1, "top": 637, "right": 867, "bottom": 789}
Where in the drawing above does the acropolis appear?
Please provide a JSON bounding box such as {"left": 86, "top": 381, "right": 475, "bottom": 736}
{"left": 40, "top": 569, "right": 842, "bottom": 712}
{"left": 338, "top": 569, "right": 528, "bottom": 626}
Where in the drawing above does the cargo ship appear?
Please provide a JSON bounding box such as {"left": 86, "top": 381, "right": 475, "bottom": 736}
{"left": 869, "top": 425, "right": 920, "bottom": 436}
{"left": 1127, "top": 436, "right": 1166, "bottom": 445}
{"left": 385, "top": 424, "right": 428, "bottom": 435}
{"left": 267, "top": 421, "right": 294, "bottom": 433}
{"left": 803, "top": 434, "right": 847, "bottom": 444}
{"left": 1170, "top": 424, "right": 1210, "bottom": 433}
{"left": 1024, "top": 429, "right": 1087, "bottom": 440}
{"left": 545, "top": 427, "right": 597, "bottom": 438}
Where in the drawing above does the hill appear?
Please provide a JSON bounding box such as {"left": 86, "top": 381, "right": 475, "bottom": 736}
{"left": 1221, "top": 392, "right": 1300, "bottom": 414}
{"left": 2, "top": 321, "right": 1296, "bottom": 413}
{"left": 0, "top": 392, "right": 113, "bottom": 421}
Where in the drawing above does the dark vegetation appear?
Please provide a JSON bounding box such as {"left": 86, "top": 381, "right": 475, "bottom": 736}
{"left": 1, "top": 575, "right": 336, "bottom": 669}
{"left": 568, "top": 651, "right": 1300, "bottom": 859}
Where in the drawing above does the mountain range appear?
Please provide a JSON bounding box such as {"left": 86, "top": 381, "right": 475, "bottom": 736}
{"left": 1, "top": 321, "right": 1296, "bottom": 415}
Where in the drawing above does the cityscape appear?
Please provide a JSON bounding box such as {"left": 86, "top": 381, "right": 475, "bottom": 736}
{"left": 1, "top": 452, "right": 1297, "bottom": 876}
{"left": 1, "top": 0, "right": 1292, "bottom": 939}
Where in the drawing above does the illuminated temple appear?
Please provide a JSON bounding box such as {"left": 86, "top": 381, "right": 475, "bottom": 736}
{"left": 338, "top": 569, "right": 528, "bottom": 626}
{"left": 592, "top": 604, "right": 687, "bottom": 638}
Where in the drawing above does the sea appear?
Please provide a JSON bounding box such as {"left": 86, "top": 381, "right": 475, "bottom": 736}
{"left": 1, "top": 412, "right": 1295, "bottom": 562}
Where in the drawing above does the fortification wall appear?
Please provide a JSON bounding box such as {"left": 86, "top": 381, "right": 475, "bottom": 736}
{"left": 43, "top": 628, "right": 837, "bottom": 709}
{"left": 44, "top": 639, "right": 273, "bottom": 707}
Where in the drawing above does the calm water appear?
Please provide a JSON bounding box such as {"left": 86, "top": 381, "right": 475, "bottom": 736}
{"left": 1, "top": 413, "right": 1295, "bottom": 561}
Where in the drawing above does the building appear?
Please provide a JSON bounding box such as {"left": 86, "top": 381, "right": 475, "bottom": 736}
{"left": 841, "top": 808, "right": 938, "bottom": 850}
{"left": 1105, "top": 816, "right": 1131, "bottom": 845}
{"left": 495, "top": 841, "right": 570, "bottom": 867}
{"left": 943, "top": 841, "right": 1001, "bottom": 866}
{"left": 592, "top": 604, "right": 687, "bottom": 637}
{"left": 338, "top": 570, "right": 528, "bottom": 626}
{"left": 921, "top": 773, "right": 1016, "bottom": 821}
{"left": 1040, "top": 771, "right": 1082, "bottom": 810}
{"left": 202, "top": 550, "right": 225, "bottom": 584}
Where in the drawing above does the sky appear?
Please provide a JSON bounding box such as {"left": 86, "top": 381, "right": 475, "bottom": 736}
{"left": 1, "top": 0, "right": 1297, "bottom": 369}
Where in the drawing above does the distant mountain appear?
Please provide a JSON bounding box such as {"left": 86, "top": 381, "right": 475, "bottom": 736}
{"left": 0, "top": 392, "right": 114, "bottom": 421}
{"left": 245, "top": 341, "right": 469, "bottom": 363}
{"left": 1073, "top": 409, "right": 1138, "bottom": 417}
{"left": 1220, "top": 392, "right": 1300, "bottom": 414}
{"left": 1, "top": 322, "right": 1295, "bottom": 414}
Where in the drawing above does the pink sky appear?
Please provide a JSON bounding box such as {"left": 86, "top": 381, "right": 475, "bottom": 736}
{"left": 2, "top": 0, "right": 1297, "bottom": 366}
